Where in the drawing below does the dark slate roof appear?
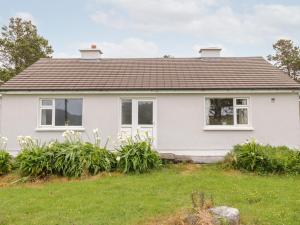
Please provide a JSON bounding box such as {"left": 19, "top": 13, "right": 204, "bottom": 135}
{"left": 1, "top": 57, "right": 300, "bottom": 91}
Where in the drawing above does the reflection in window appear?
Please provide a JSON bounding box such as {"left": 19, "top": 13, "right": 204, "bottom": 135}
{"left": 138, "top": 101, "right": 153, "bottom": 125}
{"left": 121, "top": 99, "right": 132, "bottom": 125}
{"left": 237, "top": 108, "right": 248, "bottom": 124}
{"left": 206, "top": 98, "right": 249, "bottom": 126}
{"left": 40, "top": 98, "right": 82, "bottom": 127}
{"left": 55, "top": 99, "right": 82, "bottom": 126}
{"left": 41, "top": 109, "right": 52, "bottom": 125}
{"left": 206, "top": 98, "right": 233, "bottom": 125}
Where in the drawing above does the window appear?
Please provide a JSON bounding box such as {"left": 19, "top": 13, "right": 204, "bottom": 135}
{"left": 121, "top": 99, "right": 132, "bottom": 125}
{"left": 39, "top": 98, "right": 83, "bottom": 127}
{"left": 138, "top": 101, "right": 153, "bottom": 125}
{"left": 205, "top": 97, "right": 249, "bottom": 126}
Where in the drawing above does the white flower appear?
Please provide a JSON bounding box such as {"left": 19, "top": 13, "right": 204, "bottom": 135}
{"left": 116, "top": 156, "right": 121, "bottom": 161}
{"left": 93, "top": 128, "right": 99, "bottom": 134}
{"left": 1, "top": 137, "right": 8, "bottom": 142}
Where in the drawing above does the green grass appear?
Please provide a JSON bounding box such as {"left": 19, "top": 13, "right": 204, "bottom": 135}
{"left": 0, "top": 164, "right": 299, "bottom": 225}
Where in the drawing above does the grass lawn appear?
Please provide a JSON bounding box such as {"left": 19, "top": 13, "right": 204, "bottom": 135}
{"left": 0, "top": 164, "right": 299, "bottom": 225}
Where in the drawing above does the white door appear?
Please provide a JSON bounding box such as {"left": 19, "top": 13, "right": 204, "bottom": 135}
{"left": 120, "top": 98, "right": 156, "bottom": 145}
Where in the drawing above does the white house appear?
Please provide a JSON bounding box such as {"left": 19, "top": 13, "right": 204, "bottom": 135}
{"left": 0, "top": 46, "right": 300, "bottom": 162}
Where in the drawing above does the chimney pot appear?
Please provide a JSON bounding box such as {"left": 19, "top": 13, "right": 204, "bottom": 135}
{"left": 91, "top": 44, "right": 97, "bottom": 49}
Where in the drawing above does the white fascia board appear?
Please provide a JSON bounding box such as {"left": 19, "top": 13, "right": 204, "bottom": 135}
{"left": 0, "top": 89, "right": 300, "bottom": 95}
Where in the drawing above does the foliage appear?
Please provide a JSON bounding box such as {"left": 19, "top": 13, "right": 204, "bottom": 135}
{"left": 116, "top": 134, "right": 162, "bottom": 173}
{"left": 0, "top": 137, "right": 12, "bottom": 175}
{"left": 0, "top": 17, "right": 53, "bottom": 82}
{"left": 267, "top": 39, "right": 300, "bottom": 79}
{"left": 0, "top": 150, "right": 12, "bottom": 175}
{"left": 15, "top": 130, "right": 115, "bottom": 178}
{"left": 49, "top": 142, "right": 115, "bottom": 177}
{"left": 16, "top": 136, "right": 52, "bottom": 177}
{"left": 16, "top": 146, "right": 53, "bottom": 177}
{"left": 224, "top": 138, "right": 300, "bottom": 174}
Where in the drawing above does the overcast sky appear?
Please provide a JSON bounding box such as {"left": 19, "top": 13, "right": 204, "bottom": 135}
{"left": 1, "top": 0, "right": 300, "bottom": 58}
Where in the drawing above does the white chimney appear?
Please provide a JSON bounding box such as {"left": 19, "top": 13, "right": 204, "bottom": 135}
{"left": 199, "top": 47, "right": 222, "bottom": 57}
{"left": 79, "top": 44, "right": 102, "bottom": 59}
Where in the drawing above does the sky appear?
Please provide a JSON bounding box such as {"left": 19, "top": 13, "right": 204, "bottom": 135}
{"left": 1, "top": 0, "right": 300, "bottom": 58}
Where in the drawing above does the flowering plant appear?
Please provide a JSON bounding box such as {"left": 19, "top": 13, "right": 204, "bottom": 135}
{"left": 17, "top": 136, "right": 39, "bottom": 150}
{"left": 62, "top": 130, "right": 82, "bottom": 144}
{"left": 92, "top": 128, "right": 110, "bottom": 148}
{"left": 0, "top": 136, "right": 8, "bottom": 150}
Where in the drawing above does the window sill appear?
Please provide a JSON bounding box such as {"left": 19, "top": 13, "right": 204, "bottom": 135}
{"left": 35, "top": 127, "right": 85, "bottom": 132}
{"left": 203, "top": 126, "right": 254, "bottom": 131}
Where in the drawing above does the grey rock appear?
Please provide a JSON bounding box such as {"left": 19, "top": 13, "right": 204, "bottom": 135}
{"left": 208, "top": 206, "right": 240, "bottom": 225}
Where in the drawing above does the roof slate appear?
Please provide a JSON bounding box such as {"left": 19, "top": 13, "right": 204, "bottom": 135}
{"left": 1, "top": 57, "right": 300, "bottom": 91}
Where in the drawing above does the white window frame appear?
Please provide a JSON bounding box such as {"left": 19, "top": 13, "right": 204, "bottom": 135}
{"left": 204, "top": 96, "right": 253, "bottom": 131}
{"left": 37, "top": 97, "right": 84, "bottom": 131}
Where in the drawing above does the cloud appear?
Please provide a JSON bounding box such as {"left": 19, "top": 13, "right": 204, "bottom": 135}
{"left": 89, "top": 1, "right": 300, "bottom": 45}
{"left": 15, "top": 12, "right": 37, "bottom": 24}
{"left": 56, "top": 38, "right": 161, "bottom": 58}
{"left": 97, "top": 38, "right": 161, "bottom": 57}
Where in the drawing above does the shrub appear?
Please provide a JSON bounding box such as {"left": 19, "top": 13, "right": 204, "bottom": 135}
{"left": 116, "top": 134, "right": 162, "bottom": 173}
{"left": 15, "top": 130, "right": 116, "bottom": 178}
{"left": 49, "top": 142, "right": 115, "bottom": 177}
{"left": 0, "top": 136, "right": 12, "bottom": 175}
{"left": 16, "top": 147, "right": 53, "bottom": 177}
{"left": 16, "top": 136, "right": 52, "bottom": 177}
{"left": 0, "top": 150, "right": 12, "bottom": 175}
{"left": 83, "top": 143, "right": 116, "bottom": 175}
{"left": 224, "top": 138, "right": 300, "bottom": 174}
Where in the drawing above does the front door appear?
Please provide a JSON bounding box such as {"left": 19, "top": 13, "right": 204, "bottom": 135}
{"left": 120, "top": 98, "right": 156, "bottom": 145}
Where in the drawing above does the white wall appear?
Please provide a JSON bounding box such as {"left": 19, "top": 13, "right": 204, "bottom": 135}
{"left": 1, "top": 93, "right": 299, "bottom": 156}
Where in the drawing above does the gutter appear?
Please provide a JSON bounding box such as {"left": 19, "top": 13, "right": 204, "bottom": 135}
{"left": 0, "top": 89, "right": 299, "bottom": 95}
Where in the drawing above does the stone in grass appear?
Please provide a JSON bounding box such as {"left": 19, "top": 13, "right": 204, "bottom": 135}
{"left": 208, "top": 206, "right": 240, "bottom": 225}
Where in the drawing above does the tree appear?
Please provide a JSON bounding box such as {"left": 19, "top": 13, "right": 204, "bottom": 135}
{"left": 267, "top": 39, "right": 300, "bottom": 80}
{"left": 0, "top": 17, "right": 53, "bottom": 82}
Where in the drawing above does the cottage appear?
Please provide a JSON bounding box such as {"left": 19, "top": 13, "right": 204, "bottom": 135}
{"left": 1, "top": 46, "right": 300, "bottom": 162}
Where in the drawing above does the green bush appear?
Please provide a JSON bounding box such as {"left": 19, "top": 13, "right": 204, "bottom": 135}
{"left": 84, "top": 143, "right": 116, "bottom": 175}
{"left": 224, "top": 139, "right": 300, "bottom": 174}
{"left": 117, "top": 135, "right": 162, "bottom": 173}
{"left": 16, "top": 146, "right": 53, "bottom": 177}
{"left": 15, "top": 131, "right": 116, "bottom": 178}
{"left": 49, "top": 142, "right": 115, "bottom": 177}
{"left": 0, "top": 150, "right": 13, "bottom": 175}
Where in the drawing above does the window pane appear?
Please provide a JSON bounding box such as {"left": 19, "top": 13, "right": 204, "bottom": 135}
{"left": 55, "top": 99, "right": 66, "bottom": 126}
{"left": 67, "top": 99, "right": 82, "bottom": 126}
{"left": 55, "top": 99, "right": 82, "bottom": 126}
{"left": 207, "top": 98, "right": 233, "bottom": 125}
{"left": 42, "top": 99, "right": 53, "bottom": 106}
{"left": 237, "top": 108, "right": 248, "bottom": 124}
{"left": 41, "top": 109, "right": 52, "bottom": 125}
{"left": 138, "top": 101, "right": 153, "bottom": 125}
{"left": 121, "top": 99, "right": 132, "bottom": 125}
{"left": 236, "top": 99, "right": 247, "bottom": 105}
